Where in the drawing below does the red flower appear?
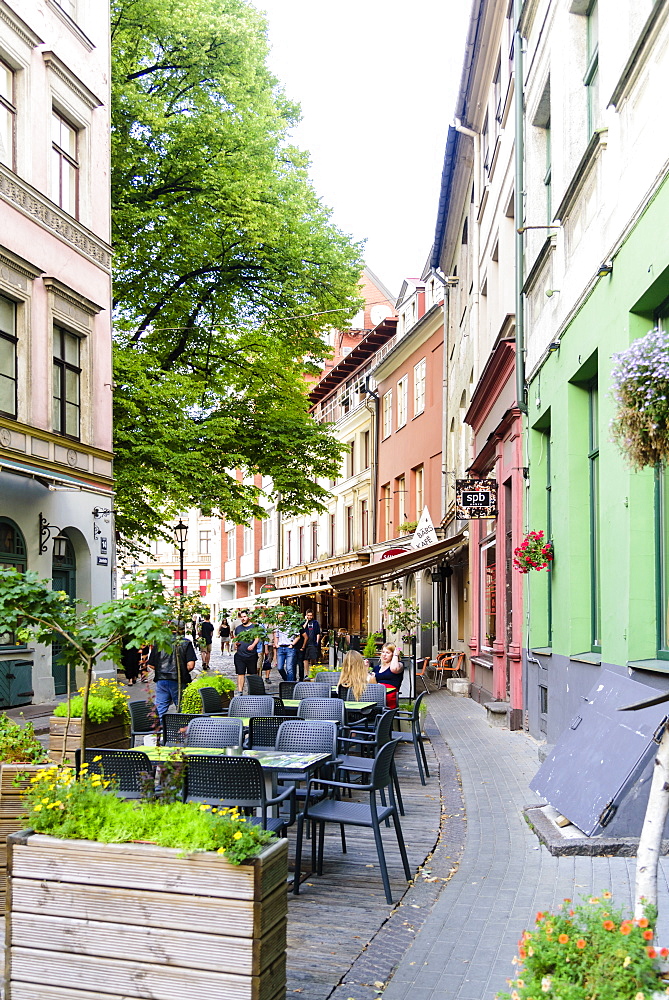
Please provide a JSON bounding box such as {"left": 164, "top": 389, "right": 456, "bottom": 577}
{"left": 620, "top": 923, "right": 632, "bottom": 935}
{"left": 558, "top": 934, "right": 569, "bottom": 944}
{"left": 643, "top": 929, "right": 654, "bottom": 941}
{"left": 647, "top": 946, "right": 657, "bottom": 958}
{"left": 576, "top": 939, "right": 586, "bottom": 949}
{"left": 637, "top": 918, "right": 649, "bottom": 928}
{"left": 603, "top": 920, "right": 615, "bottom": 931}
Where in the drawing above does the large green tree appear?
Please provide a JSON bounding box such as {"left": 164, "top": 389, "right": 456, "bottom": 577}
{"left": 111, "top": 0, "right": 363, "bottom": 544}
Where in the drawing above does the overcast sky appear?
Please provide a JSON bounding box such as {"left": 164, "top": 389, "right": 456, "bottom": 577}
{"left": 250, "top": 0, "right": 471, "bottom": 299}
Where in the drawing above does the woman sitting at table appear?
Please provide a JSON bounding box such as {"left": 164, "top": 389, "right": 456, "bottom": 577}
{"left": 371, "top": 643, "right": 404, "bottom": 709}
{"left": 338, "top": 650, "right": 372, "bottom": 701}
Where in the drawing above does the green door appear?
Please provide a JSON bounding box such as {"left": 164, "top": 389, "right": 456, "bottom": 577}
{"left": 52, "top": 538, "right": 77, "bottom": 696}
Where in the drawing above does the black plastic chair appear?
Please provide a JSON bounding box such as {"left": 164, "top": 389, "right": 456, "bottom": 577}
{"left": 293, "top": 682, "right": 331, "bottom": 700}
{"left": 81, "top": 748, "right": 152, "bottom": 799}
{"left": 348, "top": 683, "right": 388, "bottom": 708}
{"left": 185, "top": 717, "right": 243, "bottom": 748}
{"left": 275, "top": 720, "right": 341, "bottom": 801}
{"left": 198, "top": 687, "right": 223, "bottom": 714}
{"left": 297, "top": 698, "right": 345, "bottom": 724}
{"left": 129, "top": 701, "right": 157, "bottom": 747}
{"left": 227, "top": 695, "right": 275, "bottom": 719}
{"left": 293, "top": 740, "right": 411, "bottom": 905}
{"left": 247, "top": 716, "right": 294, "bottom": 750}
{"left": 391, "top": 690, "right": 430, "bottom": 785}
{"left": 337, "top": 709, "right": 404, "bottom": 815}
{"left": 279, "top": 682, "right": 296, "bottom": 702}
{"left": 312, "top": 671, "right": 340, "bottom": 687}
{"left": 184, "top": 754, "right": 295, "bottom": 836}
{"left": 246, "top": 675, "right": 266, "bottom": 695}
{"left": 162, "top": 713, "right": 203, "bottom": 746}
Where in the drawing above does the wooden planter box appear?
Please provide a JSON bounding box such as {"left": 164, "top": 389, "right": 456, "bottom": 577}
{"left": 0, "top": 765, "right": 48, "bottom": 909}
{"left": 48, "top": 715, "right": 130, "bottom": 763}
{"left": 5, "top": 832, "right": 288, "bottom": 1000}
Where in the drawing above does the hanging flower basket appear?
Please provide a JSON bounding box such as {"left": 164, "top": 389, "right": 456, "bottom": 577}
{"left": 513, "top": 530, "right": 553, "bottom": 574}
{"left": 611, "top": 327, "right": 669, "bottom": 468}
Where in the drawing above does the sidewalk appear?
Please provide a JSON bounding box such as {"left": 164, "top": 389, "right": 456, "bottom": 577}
{"left": 374, "top": 691, "right": 669, "bottom": 1000}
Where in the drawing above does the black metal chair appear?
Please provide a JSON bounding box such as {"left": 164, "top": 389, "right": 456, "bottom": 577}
{"left": 337, "top": 709, "right": 404, "bottom": 815}
{"left": 246, "top": 675, "right": 266, "bottom": 695}
{"left": 391, "top": 690, "right": 430, "bottom": 785}
{"left": 129, "top": 701, "right": 157, "bottom": 747}
{"left": 293, "top": 681, "right": 331, "bottom": 700}
{"left": 293, "top": 740, "right": 411, "bottom": 905}
{"left": 227, "top": 695, "right": 275, "bottom": 719}
{"left": 81, "top": 748, "right": 152, "bottom": 799}
{"left": 184, "top": 754, "right": 295, "bottom": 836}
{"left": 185, "top": 717, "right": 243, "bottom": 748}
{"left": 247, "top": 716, "right": 294, "bottom": 750}
{"left": 198, "top": 687, "right": 224, "bottom": 714}
{"left": 162, "top": 712, "right": 204, "bottom": 746}
{"left": 279, "top": 682, "right": 296, "bottom": 702}
{"left": 297, "top": 698, "right": 345, "bottom": 724}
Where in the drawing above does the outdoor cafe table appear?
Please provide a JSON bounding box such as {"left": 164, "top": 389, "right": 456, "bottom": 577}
{"left": 281, "top": 700, "right": 376, "bottom": 715}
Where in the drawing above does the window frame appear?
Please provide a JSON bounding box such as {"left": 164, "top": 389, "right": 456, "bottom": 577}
{"left": 52, "top": 325, "right": 81, "bottom": 439}
{"left": 51, "top": 108, "right": 79, "bottom": 217}
{"left": 588, "top": 379, "right": 601, "bottom": 652}
{"left": 0, "top": 517, "right": 27, "bottom": 648}
{"left": 382, "top": 389, "right": 392, "bottom": 439}
{"left": 413, "top": 359, "right": 426, "bottom": 416}
{"left": 397, "top": 376, "right": 408, "bottom": 429}
{"left": 0, "top": 294, "right": 17, "bottom": 419}
{"left": 0, "top": 58, "right": 16, "bottom": 171}
{"left": 480, "top": 534, "right": 497, "bottom": 655}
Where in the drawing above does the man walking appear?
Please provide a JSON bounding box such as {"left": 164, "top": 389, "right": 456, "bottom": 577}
{"left": 233, "top": 609, "right": 262, "bottom": 692}
{"left": 199, "top": 613, "right": 215, "bottom": 670}
{"left": 149, "top": 622, "right": 196, "bottom": 719}
{"left": 301, "top": 609, "right": 322, "bottom": 677}
{"left": 274, "top": 610, "right": 302, "bottom": 683}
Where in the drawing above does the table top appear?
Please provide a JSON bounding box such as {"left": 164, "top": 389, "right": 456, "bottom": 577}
{"left": 137, "top": 745, "right": 330, "bottom": 772}
{"left": 282, "top": 700, "right": 376, "bottom": 710}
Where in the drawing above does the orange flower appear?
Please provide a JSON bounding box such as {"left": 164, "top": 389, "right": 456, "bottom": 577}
{"left": 660, "top": 947, "right": 669, "bottom": 958}
{"left": 536, "top": 912, "right": 545, "bottom": 921}
{"left": 559, "top": 934, "right": 569, "bottom": 944}
{"left": 643, "top": 929, "right": 654, "bottom": 941}
{"left": 647, "top": 947, "right": 657, "bottom": 959}
{"left": 603, "top": 891, "right": 612, "bottom": 899}
{"left": 576, "top": 939, "right": 586, "bottom": 950}
{"left": 620, "top": 923, "right": 632, "bottom": 936}
{"left": 638, "top": 918, "right": 650, "bottom": 928}
{"left": 569, "top": 910, "right": 575, "bottom": 917}
{"left": 519, "top": 948, "right": 527, "bottom": 961}
{"left": 603, "top": 921, "right": 615, "bottom": 931}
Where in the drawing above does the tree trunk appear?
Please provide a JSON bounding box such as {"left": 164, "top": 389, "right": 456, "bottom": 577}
{"left": 636, "top": 726, "right": 669, "bottom": 918}
{"left": 78, "top": 656, "right": 94, "bottom": 760}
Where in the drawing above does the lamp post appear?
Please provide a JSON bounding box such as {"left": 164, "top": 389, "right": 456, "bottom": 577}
{"left": 173, "top": 520, "right": 188, "bottom": 618}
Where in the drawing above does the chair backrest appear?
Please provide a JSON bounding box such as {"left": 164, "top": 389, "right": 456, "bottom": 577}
{"left": 185, "top": 754, "right": 265, "bottom": 807}
{"left": 228, "top": 695, "right": 275, "bottom": 719}
{"left": 185, "top": 717, "right": 243, "bottom": 748}
{"left": 369, "top": 740, "right": 399, "bottom": 792}
{"left": 297, "top": 698, "right": 345, "bottom": 724}
{"left": 348, "top": 683, "right": 388, "bottom": 707}
{"left": 278, "top": 682, "right": 296, "bottom": 701}
{"left": 247, "top": 716, "right": 294, "bottom": 750}
{"left": 275, "top": 719, "right": 338, "bottom": 758}
{"left": 410, "top": 690, "right": 427, "bottom": 721}
{"left": 198, "top": 687, "right": 223, "bottom": 714}
{"left": 416, "top": 657, "right": 431, "bottom": 677}
{"left": 375, "top": 708, "right": 398, "bottom": 748}
{"left": 162, "top": 713, "right": 203, "bottom": 746}
{"left": 293, "top": 682, "right": 330, "bottom": 700}
{"left": 312, "top": 671, "right": 339, "bottom": 687}
{"left": 246, "top": 675, "right": 266, "bottom": 695}
{"left": 83, "top": 748, "right": 151, "bottom": 796}
{"left": 129, "top": 701, "right": 156, "bottom": 736}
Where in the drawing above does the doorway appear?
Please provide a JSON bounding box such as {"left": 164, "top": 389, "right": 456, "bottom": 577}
{"left": 52, "top": 535, "right": 76, "bottom": 696}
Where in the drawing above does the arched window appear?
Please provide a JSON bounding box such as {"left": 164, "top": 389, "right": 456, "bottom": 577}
{"left": 0, "top": 518, "right": 27, "bottom": 647}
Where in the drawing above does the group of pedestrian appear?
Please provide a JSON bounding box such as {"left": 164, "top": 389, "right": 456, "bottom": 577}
{"left": 229, "top": 607, "right": 322, "bottom": 690}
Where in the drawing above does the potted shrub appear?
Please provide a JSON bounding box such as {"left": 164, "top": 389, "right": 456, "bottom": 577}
{"left": 49, "top": 678, "right": 131, "bottom": 762}
{"left": 180, "top": 673, "right": 236, "bottom": 713}
{"left": 5, "top": 763, "right": 288, "bottom": 1000}
{"left": 513, "top": 530, "right": 553, "bottom": 574}
{"left": 398, "top": 520, "right": 418, "bottom": 535}
{"left": 611, "top": 327, "right": 669, "bottom": 468}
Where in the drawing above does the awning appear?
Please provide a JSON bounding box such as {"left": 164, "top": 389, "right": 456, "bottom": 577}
{"left": 224, "top": 583, "right": 333, "bottom": 612}
{"left": 0, "top": 456, "right": 110, "bottom": 492}
{"left": 330, "top": 531, "right": 467, "bottom": 590}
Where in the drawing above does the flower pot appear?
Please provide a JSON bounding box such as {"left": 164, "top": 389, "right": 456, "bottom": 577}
{"left": 48, "top": 714, "right": 130, "bottom": 763}
{"left": 5, "top": 831, "right": 288, "bottom": 1000}
{"left": 0, "top": 764, "right": 49, "bottom": 909}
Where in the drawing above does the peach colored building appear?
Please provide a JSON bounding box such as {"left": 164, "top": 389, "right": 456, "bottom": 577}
{"left": 0, "top": 1, "right": 113, "bottom": 702}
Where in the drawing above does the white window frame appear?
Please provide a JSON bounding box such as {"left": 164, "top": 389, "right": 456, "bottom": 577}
{"left": 397, "top": 376, "right": 408, "bottom": 428}
{"left": 414, "top": 359, "right": 426, "bottom": 415}
{"left": 382, "top": 389, "right": 392, "bottom": 439}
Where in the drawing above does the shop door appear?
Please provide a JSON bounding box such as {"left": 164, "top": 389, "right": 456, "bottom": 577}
{"left": 52, "top": 538, "right": 77, "bottom": 696}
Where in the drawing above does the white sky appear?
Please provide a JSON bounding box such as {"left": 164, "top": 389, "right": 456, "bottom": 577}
{"left": 250, "top": 0, "right": 471, "bottom": 299}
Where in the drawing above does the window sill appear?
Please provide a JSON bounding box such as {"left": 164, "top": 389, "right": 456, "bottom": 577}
{"left": 531, "top": 647, "right": 553, "bottom": 656}
{"left": 628, "top": 658, "right": 669, "bottom": 675}
{"left": 569, "top": 651, "right": 602, "bottom": 665}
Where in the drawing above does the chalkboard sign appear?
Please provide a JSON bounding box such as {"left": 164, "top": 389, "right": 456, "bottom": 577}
{"left": 455, "top": 479, "right": 498, "bottom": 519}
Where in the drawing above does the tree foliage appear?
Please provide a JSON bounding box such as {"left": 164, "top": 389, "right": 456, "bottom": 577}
{"left": 111, "top": 0, "right": 364, "bottom": 544}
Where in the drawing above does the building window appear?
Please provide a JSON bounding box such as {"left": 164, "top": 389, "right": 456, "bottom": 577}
{"left": 52, "top": 326, "right": 80, "bottom": 438}
{"left": 52, "top": 110, "right": 78, "bottom": 217}
{"left": 589, "top": 380, "right": 601, "bottom": 652}
{"left": 414, "top": 359, "right": 426, "bottom": 415}
{"left": 329, "top": 513, "right": 335, "bottom": 556}
{"left": 0, "top": 295, "right": 17, "bottom": 418}
{"left": 382, "top": 389, "right": 392, "bottom": 439}
{"left": 262, "top": 516, "right": 273, "bottom": 548}
{"left": 345, "top": 505, "right": 354, "bottom": 551}
{"left": 363, "top": 430, "right": 370, "bottom": 469}
{"left": 414, "top": 465, "right": 424, "bottom": 517}
{"left": 397, "top": 376, "right": 408, "bottom": 428}
{"left": 199, "top": 568, "right": 211, "bottom": 596}
{"left": 382, "top": 483, "right": 391, "bottom": 540}
{"left": 544, "top": 117, "right": 552, "bottom": 224}
{"left": 226, "top": 528, "right": 236, "bottom": 560}
{"left": 311, "top": 520, "right": 318, "bottom": 560}
{"left": 287, "top": 529, "right": 293, "bottom": 566}
{"left": 198, "top": 530, "right": 211, "bottom": 554}
{"left": 298, "top": 525, "right": 304, "bottom": 563}
{"left": 0, "top": 60, "right": 16, "bottom": 170}
{"left": 396, "top": 475, "right": 406, "bottom": 525}
{"left": 584, "top": 0, "right": 599, "bottom": 135}
{"left": 243, "top": 525, "right": 253, "bottom": 555}
{"left": 347, "top": 439, "right": 355, "bottom": 478}
{"left": 481, "top": 537, "right": 497, "bottom": 653}
{"left": 0, "top": 518, "right": 27, "bottom": 647}
{"left": 360, "top": 499, "right": 369, "bottom": 547}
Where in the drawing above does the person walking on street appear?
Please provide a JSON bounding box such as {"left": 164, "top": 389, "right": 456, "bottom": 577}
{"left": 148, "top": 623, "right": 196, "bottom": 719}
{"left": 274, "top": 611, "right": 301, "bottom": 683}
{"left": 199, "top": 613, "right": 215, "bottom": 670}
{"left": 233, "top": 609, "right": 262, "bottom": 692}
{"left": 219, "top": 617, "right": 231, "bottom": 654}
{"left": 301, "top": 609, "right": 321, "bottom": 677}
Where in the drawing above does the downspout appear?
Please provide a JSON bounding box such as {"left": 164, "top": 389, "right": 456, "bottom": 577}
{"left": 514, "top": 0, "right": 528, "bottom": 414}
{"left": 366, "top": 394, "right": 379, "bottom": 544}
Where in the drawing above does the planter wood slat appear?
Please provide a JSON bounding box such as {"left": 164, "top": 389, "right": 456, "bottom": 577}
{"left": 6, "top": 832, "right": 288, "bottom": 1000}
{"left": 10, "top": 877, "right": 287, "bottom": 938}
{"left": 48, "top": 715, "right": 130, "bottom": 762}
{"left": 0, "top": 765, "right": 48, "bottom": 910}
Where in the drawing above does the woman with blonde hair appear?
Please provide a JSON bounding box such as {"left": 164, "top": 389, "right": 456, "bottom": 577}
{"left": 338, "top": 650, "right": 372, "bottom": 701}
{"left": 370, "top": 643, "right": 404, "bottom": 709}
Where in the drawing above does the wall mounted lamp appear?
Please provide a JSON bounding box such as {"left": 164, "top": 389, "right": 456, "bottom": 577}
{"left": 39, "top": 513, "right": 63, "bottom": 554}
{"left": 548, "top": 342, "right": 561, "bottom": 352}
{"left": 545, "top": 289, "right": 560, "bottom": 298}
{"left": 597, "top": 261, "right": 613, "bottom": 277}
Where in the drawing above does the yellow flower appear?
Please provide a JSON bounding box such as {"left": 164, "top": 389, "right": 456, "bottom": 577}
{"left": 41, "top": 798, "right": 49, "bottom": 804}
{"left": 199, "top": 804, "right": 211, "bottom": 812}
{"left": 92, "top": 756, "right": 102, "bottom": 763}
{"left": 635, "top": 993, "right": 645, "bottom": 1000}
{"left": 33, "top": 804, "right": 42, "bottom": 812}
{"left": 624, "top": 957, "right": 632, "bottom": 968}
{"left": 233, "top": 831, "right": 243, "bottom": 841}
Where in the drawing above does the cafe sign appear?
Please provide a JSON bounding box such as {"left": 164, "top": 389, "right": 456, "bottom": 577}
{"left": 455, "top": 479, "right": 498, "bottom": 519}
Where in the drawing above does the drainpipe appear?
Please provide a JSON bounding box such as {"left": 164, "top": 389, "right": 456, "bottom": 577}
{"left": 365, "top": 393, "right": 379, "bottom": 544}
{"left": 514, "top": 0, "right": 528, "bottom": 414}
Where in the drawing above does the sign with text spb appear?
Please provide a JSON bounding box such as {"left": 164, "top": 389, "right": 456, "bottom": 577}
{"left": 456, "top": 479, "right": 498, "bottom": 519}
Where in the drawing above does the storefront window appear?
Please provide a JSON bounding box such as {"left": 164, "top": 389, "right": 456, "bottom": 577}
{"left": 481, "top": 537, "right": 496, "bottom": 653}
{"left": 0, "top": 518, "right": 27, "bottom": 647}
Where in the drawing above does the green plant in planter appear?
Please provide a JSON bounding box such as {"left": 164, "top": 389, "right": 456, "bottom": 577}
{"left": 53, "top": 677, "right": 131, "bottom": 726}
{"left": 180, "top": 673, "right": 236, "bottom": 714}
{"left": 363, "top": 632, "right": 382, "bottom": 658}
{"left": 385, "top": 594, "right": 437, "bottom": 643}
{"left": 0, "top": 714, "right": 47, "bottom": 764}
{"left": 498, "top": 896, "right": 668, "bottom": 1000}
{"left": 398, "top": 520, "right": 418, "bottom": 534}
{"left": 23, "top": 763, "right": 274, "bottom": 865}
{"left": 611, "top": 327, "right": 669, "bottom": 468}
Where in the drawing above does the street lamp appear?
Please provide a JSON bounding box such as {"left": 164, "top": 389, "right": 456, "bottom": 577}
{"left": 173, "top": 519, "right": 188, "bottom": 602}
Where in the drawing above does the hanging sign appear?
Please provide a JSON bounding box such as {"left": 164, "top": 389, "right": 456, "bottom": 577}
{"left": 411, "top": 506, "right": 438, "bottom": 549}
{"left": 456, "top": 479, "right": 498, "bottom": 519}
